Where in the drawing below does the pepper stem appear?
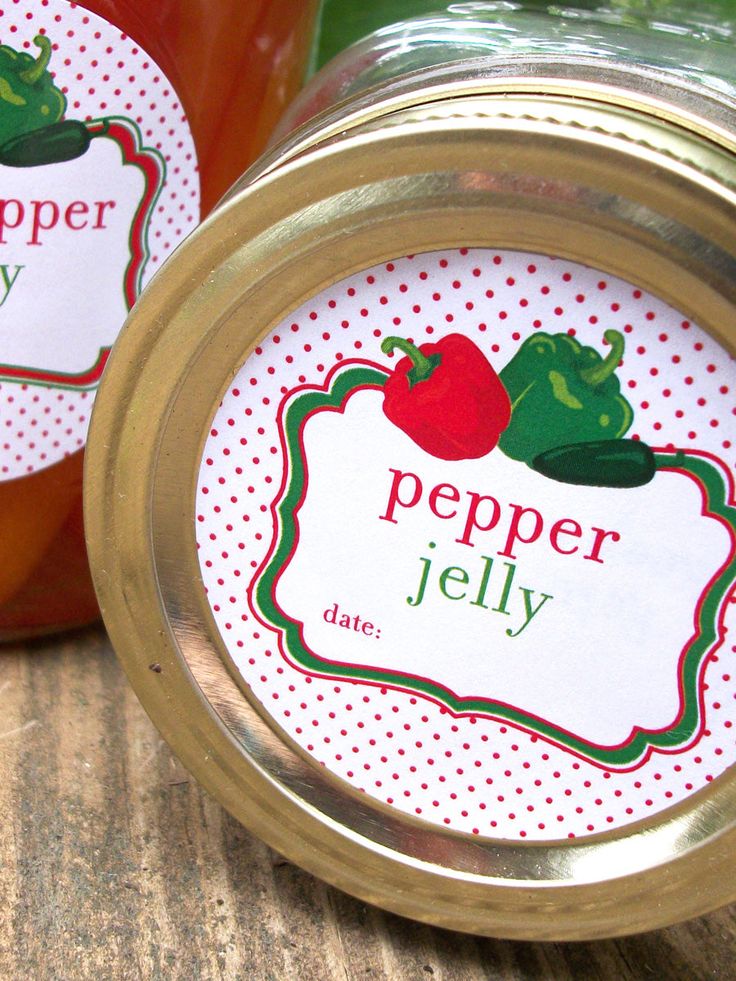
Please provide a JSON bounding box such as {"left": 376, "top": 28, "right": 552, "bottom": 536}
{"left": 381, "top": 335, "right": 439, "bottom": 385}
{"left": 580, "top": 329, "right": 625, "bottom": 386}
{"left": 19, "top": 35, "right": 52, "bottom": 86}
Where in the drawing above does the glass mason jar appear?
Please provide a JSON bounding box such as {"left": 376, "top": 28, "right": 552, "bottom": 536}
{"left": 308, "top": 0, "right": 736, "bottom": 92}
{"left": 0, "top": 0, "right": 318, "bottom": 641}
{"left": 86, "top": 2, "right": 736, "bottom": 940}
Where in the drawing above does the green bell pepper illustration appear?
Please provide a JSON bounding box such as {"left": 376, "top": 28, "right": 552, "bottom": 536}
{"left": 498, "top": 329, "right": 634, "bottom": 465}
{"left": 0, "top": 34, "right": 66, "bottom": 145}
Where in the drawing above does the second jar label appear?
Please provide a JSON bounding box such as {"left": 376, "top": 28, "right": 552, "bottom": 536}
{"left": 0, "top": 2, "right": 199, "bottom": 480}
{"left": 198, "top": 248, "right": 736, "bottom": 840}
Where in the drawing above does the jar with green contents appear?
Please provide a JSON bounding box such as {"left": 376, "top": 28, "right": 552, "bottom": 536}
{"left": 86, "top": 2, "right": 736, "bottom": 939}
{"left": 316, "top": 0, "right": 734, "bottom": 74}
{"left": 295, "top": 0, "right": 736, "bottom": 121}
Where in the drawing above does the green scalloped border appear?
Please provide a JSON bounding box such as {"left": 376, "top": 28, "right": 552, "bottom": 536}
{"left": 252, "top": 364, "right": 736, "bottom": 768}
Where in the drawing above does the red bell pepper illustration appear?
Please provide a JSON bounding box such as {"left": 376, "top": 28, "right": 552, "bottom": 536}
{"left": 380, "top": 333, "right": 511, "bottom": 460}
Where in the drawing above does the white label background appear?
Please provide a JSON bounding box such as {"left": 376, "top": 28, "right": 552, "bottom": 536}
{"left": 0, "top": 1, "right": 199, "bottom": 480}
{"left": 276, "top": 388, "right": 729, "bottom": 748}
{"left": 197, "top": 248, "right": 736, "bottom": 840}
{"left": 0, "top": 136, "right": 145, "bottom": 375}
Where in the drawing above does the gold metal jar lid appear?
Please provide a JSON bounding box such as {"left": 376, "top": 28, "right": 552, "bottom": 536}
{"left": 86, "top": 60, "right": 736, "bottom": 940}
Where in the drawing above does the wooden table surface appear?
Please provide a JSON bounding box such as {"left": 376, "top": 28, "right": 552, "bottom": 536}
{"left": 2, "top": 626, "right": 735, "bottom": 981}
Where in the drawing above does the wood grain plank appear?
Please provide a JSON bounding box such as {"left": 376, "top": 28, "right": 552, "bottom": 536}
{"left": 2, "top": 629, "right": 736, "bottom": 981}
{"left": 614, "top": 908, "right": 736, "bottom": 980}
{"left": 267, "top": 852, "right": 356, "bottom": 980}
{"left": 0, "top": 654, "right": 22, "bottom": 973}
{"left": 54, "top": 633, "right": 140, "bottom": 978}
{"left": 123, "top": 676, "right": 193, "bottom": 980}
{"left": 11, "top": 641, "right": 83, "bottom": 978}
{"left": 371, "top": 912, "right": 467, "bottom": 981}
{"left": 324, "top": 887, "right": 395, "bottom": 980}
{"left": 218, "top": 819, "right": 297, "bottom": 981}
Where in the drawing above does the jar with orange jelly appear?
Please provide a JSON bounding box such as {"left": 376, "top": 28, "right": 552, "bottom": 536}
{"left": 0, "top": 0, "right": 318, "bottom": 640}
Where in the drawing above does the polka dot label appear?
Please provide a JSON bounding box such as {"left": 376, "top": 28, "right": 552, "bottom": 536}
{"left": 0, "top": 1, "right": 199, "bottom": 481}
{"left": 197, "top": 248, "right": 736, "bottom": 841}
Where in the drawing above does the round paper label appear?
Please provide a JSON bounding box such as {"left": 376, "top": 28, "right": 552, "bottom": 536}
{"left": 197, "top": 248, "right": 736, "bottom": 841}
{"left": 0, "top": 0, "right": 199, "bottom": 480}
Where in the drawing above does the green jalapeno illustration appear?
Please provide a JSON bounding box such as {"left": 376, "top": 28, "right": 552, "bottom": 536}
{"left": 0, "top": 118, "right": 110, "bottom": 167}
{"left": 532, "top": 439, "right": 657, "bottom": 488}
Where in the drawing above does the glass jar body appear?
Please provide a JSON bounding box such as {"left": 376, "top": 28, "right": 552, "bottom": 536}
{"left": 0, "top": 0, "right": 318, "bottom": 642}
{"left": 288, "top": 0, "right": 736, "bottom": 129}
